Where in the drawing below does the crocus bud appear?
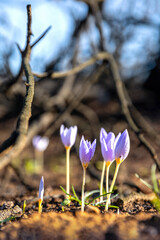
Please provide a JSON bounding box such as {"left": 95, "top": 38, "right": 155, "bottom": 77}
{"left": 101, "top": 132, "right": 115, "bottom": 164}
{"left": 79, "top": 136, "right": 96, "bottom": 168}
{"left": 115, "top": 129, "right": 130, "bottom": 163}
{"left": 60, "top": 125, "right": 77, "bottom": 149}
{"left": 32, "top": 136, "right": 49, "bottom": 152}
{"left": 39, "top": 176, "right": 44, "bottom": 201}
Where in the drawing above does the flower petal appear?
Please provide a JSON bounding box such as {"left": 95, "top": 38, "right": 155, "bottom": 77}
{"left": 79, "top": 136, "right": 90, "bottom": 163}
{"left": 101, "top": 138, "right": 108, "bottom": 160}
{"left": 32, "top": 136, "right": 41, "bottom": 149}
{"left": 39, "top": 176, "right": 44, "bottom": 201}
{"left": 114, "top": 132, "right": 121, "bottom": 149}
{"left": 91, "top": 139, "right": 96, "bottom": 159}
{"left": 38, "top": 137, "right": 49, "bottom": 151}
{"left": 105, "top": 132, "right": 115, "bottom": 144}
{"left": 60, "top": 124, "right": 64, "bottom": 135}
{"left": 101, "top": 138, "right": 115, "bottom": 162}
{"left": 115, "top": 129, "right": 130, "bottom": 160}
{"left": 106, "top": 132, "right": 115, "bottom": 146}
{"left": 65, "top": 127, "right": 72, "bottom": 146}
{"left": 60, "top": 125, "right": 68, "bottom": 146}
{"left": 100, "top": 128, "right": 107, "bottom": 143}
{"left": 70, "top": 126, "right": 77, "bottom": 147}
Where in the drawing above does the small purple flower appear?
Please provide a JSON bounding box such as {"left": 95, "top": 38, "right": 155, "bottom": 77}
{"left": 100, "top": 130, "right": 115, "bottom": 163}
{"left": 32, "top": 136, "right": 49, "bottom": 152}
{"left": 79, "top": 136, "right": 96, "bottom": 167}
{"left": 115, "top": 129, "right": 130, "bottom": 163}
{"left": 39, "top": 176, "right": 44, "bottom": 201}
{"left": 60, "top": 125, "right": 77, "bottom": 148}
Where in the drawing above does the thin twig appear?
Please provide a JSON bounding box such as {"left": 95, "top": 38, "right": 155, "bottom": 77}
{"left": 90, "top": 1, "right": 105, "bottom": 51}
{"left": 31, "top": 26, "right": 52, "bottom": 48}
{"left": 26, "top": 5, "right": 32, "bottom": 50}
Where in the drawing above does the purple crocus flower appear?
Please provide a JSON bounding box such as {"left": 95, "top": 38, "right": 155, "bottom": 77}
{"left": 115, "top": 129, "right": 130, "bottom": 163}
{"left": 100, "top": 129, "right": 115, "bottom": 164}
{"left": 60, "top": 125, "right": 77, "bottom": 149}
{"left": 32, "top": 136, "right": 49, "bottom": 152}
{"left": 39, "top": 176, "right": 44, "bottom": 201}
{"left": 79, "top": 136, "right": 96, "bottom": 167}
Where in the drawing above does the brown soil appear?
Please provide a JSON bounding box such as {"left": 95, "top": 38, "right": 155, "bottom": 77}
{"left": 0, "top": 169, "right": 159, "bottom": 240}
{"left": 0, "top": 205, "right": 160, "bottom": 240}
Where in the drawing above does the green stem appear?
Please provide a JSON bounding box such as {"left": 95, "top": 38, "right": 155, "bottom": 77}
{"left": 35, "top": 149, "right": 44, "bottom": 173}
{"left": 106, "top": 163, "right": 110, "bottom": 203}
{"left": 81, "top": 166, "right": 86, "bottom": 212}
{"left": 105, "top": 162, "right": 120, "bottom": 211}
{"left": 100, "top": 161, "right": 106, "bottom": 202}
{"left": 66, "top": 147, "right": 71, "bottom": 195}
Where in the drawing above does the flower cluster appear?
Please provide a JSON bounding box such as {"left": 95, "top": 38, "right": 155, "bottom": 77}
{"left": 100, "top": 128, "right": 130, "bottom": 165}
{"left": 100, "top": 128, "right": 130, "bottom": 210}
{"left": 33, "top": 124, "right": 130, "bottom": 213}
{"left": 59, "top": 124, "right": 130, "bottom": 212}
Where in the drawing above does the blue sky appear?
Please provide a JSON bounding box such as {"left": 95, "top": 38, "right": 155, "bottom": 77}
{"left": 0, "top": 0, "right": 159, "bottom": 80}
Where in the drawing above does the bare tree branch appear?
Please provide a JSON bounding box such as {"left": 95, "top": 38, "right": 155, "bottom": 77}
{"left": 0, "top": 5, "right": 35, "bottom": 170}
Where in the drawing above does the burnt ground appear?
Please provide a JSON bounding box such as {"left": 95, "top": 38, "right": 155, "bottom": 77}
{"left": 0, "top": 88, "right": 160, "bottom": 240}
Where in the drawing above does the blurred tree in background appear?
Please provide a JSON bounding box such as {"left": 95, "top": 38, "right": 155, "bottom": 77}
{"left": 0, "top": 0, "right": 160, "bottom": 173}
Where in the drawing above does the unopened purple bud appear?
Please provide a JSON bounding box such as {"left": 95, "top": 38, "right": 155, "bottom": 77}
{"left": 60, "top": 124, "right": 77, "bottom": 148}
{"left": 39, "top": 176, "right": 44, "bottom": 201}
{"left": 32, "top": 136, "right": 49, "bottom": 151}
{"left": 115, "top": 129, "right": 130, "bottom": 161}
{"left": 79, "top": 136, "right": 96, "bottom": 165}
